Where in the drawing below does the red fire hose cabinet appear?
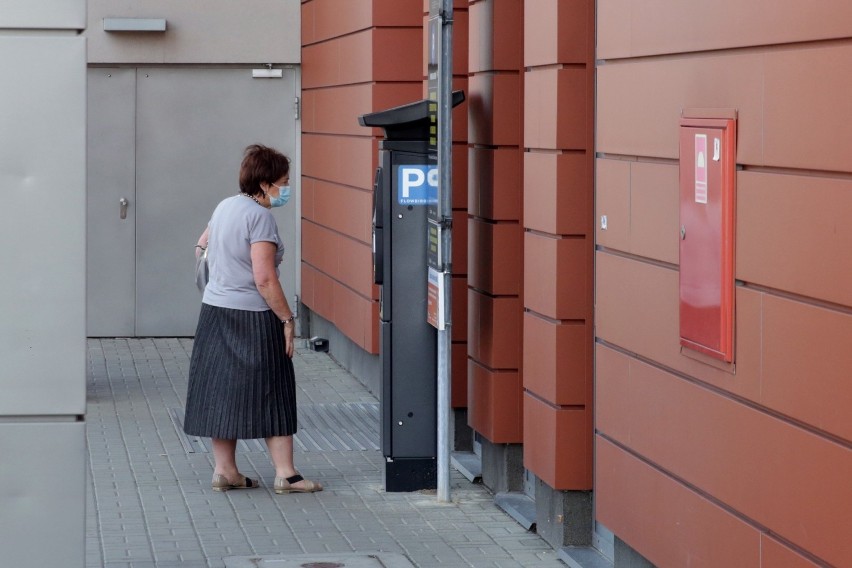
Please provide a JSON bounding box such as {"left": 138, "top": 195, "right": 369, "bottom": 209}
{"left": 678, "top": 111, "right": 737, "bottom": 363}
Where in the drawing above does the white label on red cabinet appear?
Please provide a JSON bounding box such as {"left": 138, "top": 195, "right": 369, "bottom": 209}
{"left": 695, "top": 134, "right": 708, "bottom": 204}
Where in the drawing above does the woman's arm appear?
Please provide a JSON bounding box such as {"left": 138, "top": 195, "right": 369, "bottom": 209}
{"left": 195, "top": 226, "right": 210, "bottom": 258}
{"left": 251, "top": 241, "right": 296, "bottom": 357}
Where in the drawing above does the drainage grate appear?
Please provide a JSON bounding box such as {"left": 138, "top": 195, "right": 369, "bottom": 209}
{"left": 224, "top": 552, "right": 416, "bottom": 568}
{"left": 169, "top": 403, "right": 380, "bottom": 453}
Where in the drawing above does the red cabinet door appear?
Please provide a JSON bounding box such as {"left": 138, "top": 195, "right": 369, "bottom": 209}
{"left": 679, "top": 118, "right": 736, "bottom": 362}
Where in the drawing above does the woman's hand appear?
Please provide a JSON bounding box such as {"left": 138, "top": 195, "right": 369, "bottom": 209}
{"left": 283, "top": 321, "right": 295, "bottom": 358}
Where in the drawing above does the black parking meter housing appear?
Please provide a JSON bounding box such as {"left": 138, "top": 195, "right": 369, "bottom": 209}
{"left": 359, "top": 91, "right": 464, "bottom": 492}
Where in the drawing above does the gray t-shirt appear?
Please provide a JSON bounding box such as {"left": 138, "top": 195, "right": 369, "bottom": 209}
{"left": 202, "top": 194, "right": 285, "bottom": 311}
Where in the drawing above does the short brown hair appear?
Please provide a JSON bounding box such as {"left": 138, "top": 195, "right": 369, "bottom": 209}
{"left": 239, "top": 144, "right": 290, "bottom": 196}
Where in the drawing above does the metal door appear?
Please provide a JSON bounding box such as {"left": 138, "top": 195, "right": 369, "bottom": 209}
{"left": 87, "top": 68, "right": 136, "bottom": 336}
{"left": 87, "top": 67, "right": 299, "bottom": 336}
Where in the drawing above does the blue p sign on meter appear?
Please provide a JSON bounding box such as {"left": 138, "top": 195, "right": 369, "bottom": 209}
{"left": 397, "top": 165, "right": 438, "bottom": 205}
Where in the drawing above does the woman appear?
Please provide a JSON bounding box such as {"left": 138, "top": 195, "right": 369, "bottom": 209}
{"left": 184, "top": 144, "right": 322, "bottom": 494}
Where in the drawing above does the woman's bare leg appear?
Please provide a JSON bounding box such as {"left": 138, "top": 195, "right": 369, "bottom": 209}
{"left": 211, "top": 438, "right": 239, "bottom": 480}
{"left": 266, "top": 435, "right": 323, "bottom": 491}
{"left": 265, "top": 435, "right": 297, "bottom": 478}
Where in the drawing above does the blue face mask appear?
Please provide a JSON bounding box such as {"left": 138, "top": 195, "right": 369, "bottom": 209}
{"left": 269, "top": 183, "right": 291, "bottom": 208}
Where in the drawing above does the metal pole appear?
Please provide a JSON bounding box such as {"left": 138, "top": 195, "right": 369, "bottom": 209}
{"left": 436, "top": 0, "right": 454, "bottom": 503}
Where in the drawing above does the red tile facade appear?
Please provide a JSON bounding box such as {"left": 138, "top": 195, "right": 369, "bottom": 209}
{"left": 521, "top": 0, "right": 595, "bottom": 489}
{"left": 302, "top": 1, "right": 852, "bottom": 565}
{"left": 465, "top": 0, "right": 525, "bottom": 442}
{"left": 596, "top": 1, "right": 852, "bottom": 565}
{"left": 301, "top": 0, "right": 424, "bottom": 355}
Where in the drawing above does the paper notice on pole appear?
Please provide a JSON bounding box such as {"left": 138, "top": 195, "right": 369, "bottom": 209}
{"left": 695, "top": 134, "right": 708, "bottom": 204}
{"left": 427, "top": 267, "right": 445, "bottom": 330}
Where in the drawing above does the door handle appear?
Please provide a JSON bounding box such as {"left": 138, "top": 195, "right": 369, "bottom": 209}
{"left": 119, "top": 197, "right": 129, "bottom": 219}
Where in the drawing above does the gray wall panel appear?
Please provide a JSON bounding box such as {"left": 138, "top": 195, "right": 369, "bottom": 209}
{"left": 0, "top": 36, "right": 86, "bottom": 415}
{"left": 0, "top": 422, "right": 86, "bottom": 568}
{"left": 0, "top": 0, "right": 85, "bottom": 29}
{"left": 85, "top": 0, "right": 301, "bottom": 64}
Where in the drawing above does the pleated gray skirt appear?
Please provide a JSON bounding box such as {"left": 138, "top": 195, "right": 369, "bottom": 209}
{"left": 183, "top": 303, "right": 298, "bottom": 439}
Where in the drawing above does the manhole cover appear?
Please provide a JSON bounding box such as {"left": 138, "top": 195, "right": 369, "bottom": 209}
{"left": 223, "top": 552, "right": 415, "bottom": 568}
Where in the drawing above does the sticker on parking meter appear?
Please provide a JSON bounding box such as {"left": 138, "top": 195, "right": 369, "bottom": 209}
{"left": 397, "top": 165, "right": 438, "bottom": 205}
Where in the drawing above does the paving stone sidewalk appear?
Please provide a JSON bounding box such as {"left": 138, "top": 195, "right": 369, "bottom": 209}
{"left": 86, "top": 338, "right": 565, "bottom": 568}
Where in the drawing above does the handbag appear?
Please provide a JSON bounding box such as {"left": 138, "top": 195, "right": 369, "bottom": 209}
{"left": 195, "top": 246, "right": 209, "bottom": 293}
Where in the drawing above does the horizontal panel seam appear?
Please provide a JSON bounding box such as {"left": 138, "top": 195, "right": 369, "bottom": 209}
{"left": 470, "top": 144, "right": 525, "bottom": 150}
{"left": 594, "top": 157, "right": 852, "bottom": 178}
{"left": 741, "top": 164, "right": 852, "bottom": 181}
{"left": 300, "top": 260, "right": 376, "bottom": 304}
{"left": 524, "top": 388, "right": 586, "bottom": 411}
{"left": 526, "top": 148, "right": 585, "bottom": 155}
{"left": 467, "top": 286, "right": 521, "bottom": 300}
{"left": 300, "top": 176, "right": 373, "bottom": 194}
{"left": 596, "top": 432, "right": 834, "bottom": 568}
{"left": 301, "top": 81, "right": 420, "bottom": 90}
{"left": 597, "top": 36, "right": 852, "bottom": 65}
{"left": 526, "top": 148, "right": 589, "bottom": 155}
{"left": 469, "top": 70, "right": 523, "bottom": 77}
{"left": 737, "top": 283, "right": 852, "bottom": 316}
{"left": 595, "top": 247, "right": 679, "bottom": 271}
{"left": 524, "top": 63, "right": 588, "bottom": 71}
{"left": 301, "top": 218, "right": 370, "bottom": 246}
{"left": 526, "top": 230, "right": 589, "bottom": 239}
{"left": 302, "top": 131, "right": 376, "bottom": 140}
{"left": 468, "top": 217, "right": 522, "bottom": 226}
{"left": 596, "top": 153, "right": 678, "bottom": 166}
{"left": 302, "top": 26, "right": 422, "bottom": 47}
{"left": 302, "top": 80, "right": 423, "bottom": 92}
{"left": 523, "top": 310, "right": 586, "bottom": 325}
{"left": 302, "top": 129, "right": 385, "bottom": 138}
{"left": 468, "top": 357, "right": 520, "bottom": 374}
{"left": 595, "top": 339, "right": 852, "bottom": 450}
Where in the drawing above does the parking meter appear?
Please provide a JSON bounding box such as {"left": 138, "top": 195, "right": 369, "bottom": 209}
{"left": 359, "top": 92, "right": 463, "bottom": 491}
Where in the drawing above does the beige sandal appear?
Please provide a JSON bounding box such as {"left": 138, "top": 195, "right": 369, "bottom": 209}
{"left": 211, "top": 473, "right": 259, "bottom": 492}
{"left": 274, "top": 473, "right": 323, "bottom": 494}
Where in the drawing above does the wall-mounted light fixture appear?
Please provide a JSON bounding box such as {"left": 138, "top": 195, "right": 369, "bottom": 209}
{"left": 103, "top": 18, "right": 167, "bottom": 32}
{"left": 252, "top": 69, "right": 284, "bottom": 79}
